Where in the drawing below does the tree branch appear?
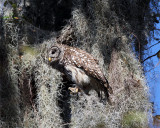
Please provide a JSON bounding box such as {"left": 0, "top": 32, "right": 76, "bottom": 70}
{"left": 142, "top": 50, "right": 160, "bottom": 63}
{"left": 146, "top": 41, "right": 160, "bottom": 50}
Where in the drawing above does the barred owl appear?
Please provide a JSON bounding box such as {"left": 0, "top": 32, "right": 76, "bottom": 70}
{"left": 48, "top": 44, "right": 113, "bottom": 102}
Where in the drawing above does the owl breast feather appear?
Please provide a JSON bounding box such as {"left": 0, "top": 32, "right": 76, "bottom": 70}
{"left": 65, "top": 65, "right": 91, "bottom": 87}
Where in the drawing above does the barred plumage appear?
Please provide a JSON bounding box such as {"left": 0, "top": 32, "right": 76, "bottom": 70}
{"left": 48, "top": 44, "right": 113, "bottom": 102}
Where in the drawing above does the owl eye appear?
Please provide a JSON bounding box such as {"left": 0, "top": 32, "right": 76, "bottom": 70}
{"left": 51, "top": 49, "right": 57, "bottom": 54}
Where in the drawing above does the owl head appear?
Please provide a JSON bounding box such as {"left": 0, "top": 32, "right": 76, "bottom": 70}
{"left": 48, "top": 45, "right": 62, "bottom": 63}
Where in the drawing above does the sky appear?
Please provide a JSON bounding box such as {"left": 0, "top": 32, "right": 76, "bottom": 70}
{"left": 146, "top": 28, "right": 160, "bottom": 117}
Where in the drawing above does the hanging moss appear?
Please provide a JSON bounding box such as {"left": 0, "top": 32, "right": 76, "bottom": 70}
{"left": 0, "top": 0, "right": 158, "bottom": 128}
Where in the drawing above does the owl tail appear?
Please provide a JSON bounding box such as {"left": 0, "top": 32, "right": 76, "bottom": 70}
{"left": 107, "top": 85, "right": 113, "bottom": 94}
{"left": 104, "top": 81, "right": 113, "bottom": 94}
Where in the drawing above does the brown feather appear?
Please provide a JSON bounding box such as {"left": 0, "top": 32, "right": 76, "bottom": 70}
{"left": 59, "top": 44, "right": 113, "bottom": 94}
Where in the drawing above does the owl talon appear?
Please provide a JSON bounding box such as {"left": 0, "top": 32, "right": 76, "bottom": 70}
{"left": 68, "top": 87, "right": 79, "bottom": 93}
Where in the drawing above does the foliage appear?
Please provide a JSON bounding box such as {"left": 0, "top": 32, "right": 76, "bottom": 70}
{"left": 122, "top": 111, "right": 148, "bottom": 128}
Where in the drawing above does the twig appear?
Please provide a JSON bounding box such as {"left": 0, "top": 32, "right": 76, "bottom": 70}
{"left": 146, "top": 60, "right": 160, "bottom": 72}
{"left": 142, "top": 50, "right": 160, "bottom": 63}
{"left": 146, "top": 41, "right": 160, "bottom": 50}
{"left": 131, "top": 33, "right": 141, "bottom": 61}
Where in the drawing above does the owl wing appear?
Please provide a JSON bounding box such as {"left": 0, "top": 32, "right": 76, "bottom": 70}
{"left": 62, "top": 46, "right": 113, "bottom": 94}
{"left": 74, "top": 53, "right": 113, "bottom": 94}
{"left": 63, "top": 46, "right": 105, "bottom": 83}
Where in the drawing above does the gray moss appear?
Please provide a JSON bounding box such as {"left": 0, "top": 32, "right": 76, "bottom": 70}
{"left": 0, "top": 0, "right": 155, "bottom": 127}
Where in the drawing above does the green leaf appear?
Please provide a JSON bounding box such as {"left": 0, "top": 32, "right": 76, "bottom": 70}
{"left": 122, "top": 111, "right": 147, "bottom": 128}
{"left": 12, "top": 4, "right": 17, "bottom": 8}
{"left": 14, "top": 17, "right": 19, "bottom": 19}
{"left": 19, "top": 45, "right": 39, "bottom": 56}
{"left": 3, "top": 16, "right": 10, "bottom": 19}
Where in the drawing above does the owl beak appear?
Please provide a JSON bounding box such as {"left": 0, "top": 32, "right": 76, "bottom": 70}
{"left": 48, "top": 57, "right": 52, "bottom": 62}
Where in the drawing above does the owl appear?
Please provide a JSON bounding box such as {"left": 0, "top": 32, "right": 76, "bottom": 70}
{"left": 48, "top": 44, "right": 113, "bottom": 103}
